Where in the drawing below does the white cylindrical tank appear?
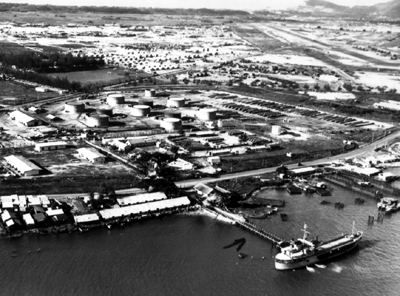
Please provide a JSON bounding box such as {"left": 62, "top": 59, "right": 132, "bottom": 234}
{"left": 86, "top": 115, "right": 109, "bottom": 127}
{"left": 144, "top": 89, "right": 156, "bottom": 97}
{"left": 271, "top": 125, "right": 282, "bottom": 135}
{"left": 65, "top": 102, "right": 85, "bottom": 114}
{"left": 107, "top": 94, "right": 125, "bottom": 106}
{"left": 132, "top": 105, "right": 151, "bottom": 117}
{"left": 161, "top": 118, "right": 182, "bottom": 132}
{"left": 197, "top": 108, "right": 217, "bottom": 121}
{"left": 166, "top": 97, "right": 185, "bottom": 108}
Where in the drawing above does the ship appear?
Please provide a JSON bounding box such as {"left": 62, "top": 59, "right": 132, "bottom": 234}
{"left": 275, "top": 222, "right": 362, "bottom": 270}
{"left": 377, "top": 197, "right": 400, "bottom": 213}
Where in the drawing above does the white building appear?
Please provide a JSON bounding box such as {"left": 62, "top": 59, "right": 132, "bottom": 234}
{"left": 10, "top": 110, "right": 42, "bottom": 127}
{"left": 77, "top": 148, "right": 106, "bottom": 164}
{"left": 167, "top": 158, "right": 194, "bottom": 171}
{"left": 4, "top": 155, "right": 41, "bottom": 176}
{"left": 374, "top": 100, "right": 400, "bottom": 111}
{"left": 35, "top": 141, "right": 67, "bottom": 152}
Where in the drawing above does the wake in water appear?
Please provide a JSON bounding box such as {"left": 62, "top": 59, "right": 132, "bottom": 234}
{"left": 306, "top": 266, "right": 316, "bottom": 273}
{"left": 315, "top": 264, "right": 326, "bottom": 269}
{"left": 331, "top": 264, "right": 343, "bottom": 273}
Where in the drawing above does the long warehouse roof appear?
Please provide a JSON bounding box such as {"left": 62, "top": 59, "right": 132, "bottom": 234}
{"left": 4, "top": 155, "right": 41, "bottom": 173}
{"left": 100, "top": 196, "right": 190, "bottom": 220}
{"left": 117, "top": 192, "right": 167, "bottom": 206}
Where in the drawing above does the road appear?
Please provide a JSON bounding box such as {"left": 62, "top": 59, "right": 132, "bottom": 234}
{"left": 175, "top": 128, "right": 400, "bottom": 188}
{"left": 46, "top": 128, "right": 399, "bottom": 199}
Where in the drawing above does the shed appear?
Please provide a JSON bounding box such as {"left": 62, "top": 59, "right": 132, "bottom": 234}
{"left": 23, "top": 213, "right": 35, "bottom": 226}
{"left": 77, "top": 148, "right": 106, "bottom": 164}
{"left": 35, "top": 141, "right": 67, "bottom": 152}
{"left": 289, "top": 167, "right": 317, "bottom": 177}
{"left": 10, "top": 110, "right": 42, "bottom": 127}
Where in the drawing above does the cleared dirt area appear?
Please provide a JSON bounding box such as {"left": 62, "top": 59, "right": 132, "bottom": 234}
{"left": 0, "top": 81, "right": 56, "bottom": 105}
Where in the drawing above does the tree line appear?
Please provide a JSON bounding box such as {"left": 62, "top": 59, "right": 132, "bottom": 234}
{"left": 0, "top": 3, "right": 249, "bottom": 16}
{"left": 0, "top": 51, "right": 104, "bottom": 73}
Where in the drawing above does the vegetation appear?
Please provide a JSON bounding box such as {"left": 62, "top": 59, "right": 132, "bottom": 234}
{"left": 0, "top": 3, "right": 249, "bottom": 16}
{"left": 1, "top": 66, "right": 82, "bottom": 91}
{"left": 0, "top": 51, "right": 104, "bottom": 73}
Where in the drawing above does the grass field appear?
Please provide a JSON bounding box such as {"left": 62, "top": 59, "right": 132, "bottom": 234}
{"left": 48, "top": 68, "right": 148, "bottom": 86}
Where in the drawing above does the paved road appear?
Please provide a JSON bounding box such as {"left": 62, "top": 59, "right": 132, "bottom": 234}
{"left": 46, "top": 128, "right": 399, "bottom": 199}
{"left": 175, "top": 128, "right": 400, "bottom": 188}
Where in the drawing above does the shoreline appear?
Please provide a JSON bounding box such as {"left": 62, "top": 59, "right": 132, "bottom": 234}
{"left": 180, "top": 208, "right": 236, "bottom": 224}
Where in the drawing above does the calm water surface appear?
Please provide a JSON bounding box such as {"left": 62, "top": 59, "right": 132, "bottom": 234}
{"left": 0, "top": 184, "right": 399, "bottom": 296}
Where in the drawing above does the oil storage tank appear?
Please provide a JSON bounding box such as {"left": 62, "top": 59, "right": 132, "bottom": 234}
{"left": 161, "top": 118, "right": 182, "bottom": 132}
{"left": 86, "top": 114, "right": 109, "bottom": 127}
{"left": 271, "top": 125, "right": 282, "bottom": 135}
{"left": 166, "top": 97, "right": 185, "bottom": 108}
{"left": 107, "top": 94, "right": 125, "bottom": 106}
{"left": 197, "top": 108, "right": 216, "bottom": 121}
{"left": 97, "top": 106, "right": 113, "bottom": 117}
{"left": 132, "top": 105, "right": 151, "bottom": 117}
{"left": 65, "top": 102, "right": 85, "bottom": 114}
{"left": 144, "top": 89, "right": 156, "bottom": 97}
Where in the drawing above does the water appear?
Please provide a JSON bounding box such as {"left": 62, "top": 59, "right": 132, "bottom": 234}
{"left": 1, "top": 185, "right": 400, "bottom": 296}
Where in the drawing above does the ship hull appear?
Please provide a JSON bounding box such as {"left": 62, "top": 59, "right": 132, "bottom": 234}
{"left": 275, "top": 236, "right": 361, "bottom": 270}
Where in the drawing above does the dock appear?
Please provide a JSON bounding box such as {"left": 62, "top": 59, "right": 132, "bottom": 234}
{"left": 205, "top": 205, "right": 283, "bottom": 245}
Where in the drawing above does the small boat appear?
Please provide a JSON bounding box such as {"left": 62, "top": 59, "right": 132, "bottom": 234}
{"left": 315, "top": 264, "right": 326, "bottom": 268}
{"left": 306, "top": 266, "right": 316, "bottom": 272}
{"left": 238, "top": 252, "right": 247, "bottom": 259}
{"left": 377, "top": 197, "right": 399, "bottom": 213}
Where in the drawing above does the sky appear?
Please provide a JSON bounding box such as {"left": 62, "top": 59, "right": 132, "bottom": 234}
{"left": 0, "top": 0, "right": 393, "bottom": 11}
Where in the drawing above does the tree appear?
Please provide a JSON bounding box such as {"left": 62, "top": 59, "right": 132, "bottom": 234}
{"left": 343, "top": 83, "right": 353, "bottom": 92}
{"left": 323, "top": 84, "right": 331, "bottom": 92}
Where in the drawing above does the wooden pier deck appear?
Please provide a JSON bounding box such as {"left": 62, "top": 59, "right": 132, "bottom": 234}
{"left": 205, "top": 206, "right": 283, "bottom": 245}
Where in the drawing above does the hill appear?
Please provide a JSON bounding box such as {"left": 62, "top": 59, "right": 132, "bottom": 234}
{"left": 304, "top": 0, "right": 400, "bottom": 18}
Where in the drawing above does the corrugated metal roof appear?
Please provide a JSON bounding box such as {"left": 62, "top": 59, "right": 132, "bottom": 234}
{"left": 10, "top": 110, "right": 37, "bottom": 123}
{"left": 46, "top": 208, "right": 64, "bottom": 216}
{"left": 23, "top": 213, "right": 35, "bottom": 225}
{"left": 35, "top": 141, "right": 67, "bottom": 148}
{"left": 117, "top": 192, "right": 167, "bottom": 206}
{"left": 100, "top": 196, "right": 190, "bottom": 220}
{"left": 74, "top": 214, "right": 100, "bottom": 223}
{"left": 4, "top": 155, "right": 41, "bottom": 173}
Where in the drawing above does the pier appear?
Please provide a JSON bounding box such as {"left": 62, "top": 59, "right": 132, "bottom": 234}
{"left": 205, "top": 206, "right": 283, "bottom": 245}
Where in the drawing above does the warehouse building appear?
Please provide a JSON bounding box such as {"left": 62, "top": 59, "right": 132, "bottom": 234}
{"left": 99, "top": 196, "right": 191, "bottom": 220}
{"left": 77, "top": 148, "right": 106, "bottom": 164}
{"left": 10, "top": 110, "right": 43, "bottom": 127}
{"left": 4, "top": 155, "right": 41, "bottom": 176}
{"left": 117, "top": 192, "right": 168, "bottom": 206}
{"left": 35, "top": 141, "right": 67, "bottom": 152}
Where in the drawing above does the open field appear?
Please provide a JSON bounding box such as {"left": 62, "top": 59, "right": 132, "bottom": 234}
{"left": 48, "top": 68, "right": 148, "bottom": 86}
{"left": 0, "top": 81, "right": 56, "bottom": 105}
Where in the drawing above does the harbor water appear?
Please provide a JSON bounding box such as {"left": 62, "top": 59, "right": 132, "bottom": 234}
{"left": 0, "top": 184, "right": 399, "bottom": 296}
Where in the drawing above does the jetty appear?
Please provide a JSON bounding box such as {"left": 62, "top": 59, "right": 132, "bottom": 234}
{"left": 205, "top": 205, "right": 283, "bottom": 245}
